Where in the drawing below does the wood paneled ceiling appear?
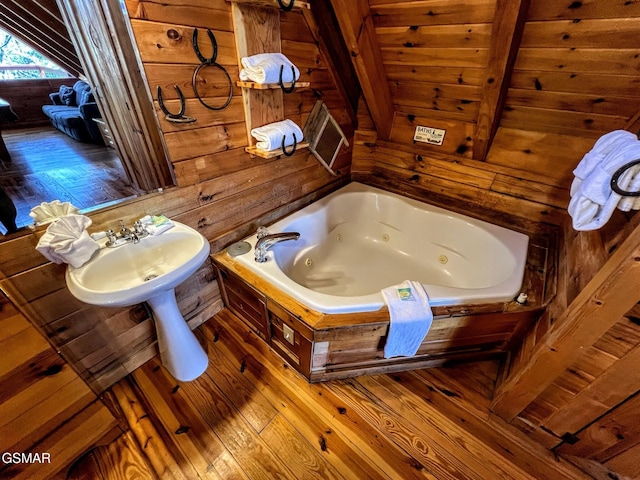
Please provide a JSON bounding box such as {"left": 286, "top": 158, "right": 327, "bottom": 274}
{"left": 0, "top": 0, "right": 82, "bottom": 77}
{"left": 332, "top": 0, "right": 640, "bottom": 160}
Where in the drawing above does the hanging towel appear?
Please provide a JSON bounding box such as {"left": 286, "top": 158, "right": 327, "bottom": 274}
{"left": 251, "top": 119, "right": 303, "bottom": 152}
{"left": 382, "top": 280, "right": 433, "bottom": 359}
{"left": 569, "top": 131, "right": 640, "bottom": 231}
{"left": 29, "top": 200, "right": 80, "bottom": 225}
{"left": 571, "top": 130, "right": 637, "bottom": 184}
{"left": 239, "top": 53, "right": 300, "bottom": 84}
{"left": 36, "top": 214, "right": 99, "bottom": 268}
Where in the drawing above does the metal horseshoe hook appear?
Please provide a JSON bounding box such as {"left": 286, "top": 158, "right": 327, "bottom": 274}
{"left": 611, "top": 159, "right": 640, "bottom": 197}
{"left": 281, "top": 135, "right": 297, "bottom": 156}
{"left": 192, "top": 28, "right": 217, "bottom": 64}
{"left": 277, "top": 0, "right": 295, "bottom": 12}
{"left": 279, "top": 65, "right": 296, "bottom": 93}
{"left": 157, "top": 85, "right": 196, "bottom": 123}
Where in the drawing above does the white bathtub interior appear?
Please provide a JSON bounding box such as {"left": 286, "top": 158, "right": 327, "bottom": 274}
{"left": 232, "top": 183, "right": 530, "bottom": 314}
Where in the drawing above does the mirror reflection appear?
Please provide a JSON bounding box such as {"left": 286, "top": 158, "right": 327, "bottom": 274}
{"left": 0, "top": 25, "right": 139, "bottom": 236}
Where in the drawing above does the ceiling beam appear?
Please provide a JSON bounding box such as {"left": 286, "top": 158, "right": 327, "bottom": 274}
{"left": 491, "top": 223, "right": 640, "bottom": 422}
{"left": 302, "top": 1, "right": 359, "bottom": 127}
{"left": 473, "top": 0, "right": 530, "bottom": 160}
{"left": 329, "top": 0, "right": 394, "bottom": 140}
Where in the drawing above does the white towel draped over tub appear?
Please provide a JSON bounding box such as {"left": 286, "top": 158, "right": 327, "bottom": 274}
{"left": 383, "top": 280, "right": 434, "bottom": 359}
{"left": 250, "top": 119, "right": 303, "bottom": 152}
{"left": 239, "top": 53, "right": 300, "bottom": 85}
{"left": 569, "top": 130, "right": 640, "bottom": 231}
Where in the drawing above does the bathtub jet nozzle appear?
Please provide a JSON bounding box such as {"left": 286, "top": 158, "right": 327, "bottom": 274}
{"left": 254, "top": 232, "right": 300, "bottom": 263}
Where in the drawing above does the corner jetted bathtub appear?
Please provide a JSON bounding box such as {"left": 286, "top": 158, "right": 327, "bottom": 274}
{"left": 233, "top": 183, "right": 530, "bottom": 314}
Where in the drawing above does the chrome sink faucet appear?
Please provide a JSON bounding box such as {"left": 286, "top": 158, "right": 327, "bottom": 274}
{"left": 106, "top": 220, "right": 149, "bottom": 247}
{"left": 254, "top": 231, "right": 300, "bottom": 262}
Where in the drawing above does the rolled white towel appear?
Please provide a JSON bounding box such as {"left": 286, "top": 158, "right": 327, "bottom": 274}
{"left": 239, "top": 53, "right": 300, "bottom": 84}
{"left": 36, "top": 214, "right": 99, "bottom": 268}
{"left": 251, "top": 119, "right": 303, "bottom": 151}
{"left": 29, "top": 200, "right": 80, "bottom": 225}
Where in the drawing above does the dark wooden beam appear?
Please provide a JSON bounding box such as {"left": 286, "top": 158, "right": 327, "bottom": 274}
{"left": 329, "top": 0, "right": 394, "bottom": 140}
{"left": 302, "top": 1, "right": 359, "bottom": 127}
{"left": 473, "top": 0, "right": 530, "bottom": 160}
{"left": 491, "top": 222, "right": 640, "bottom": 421}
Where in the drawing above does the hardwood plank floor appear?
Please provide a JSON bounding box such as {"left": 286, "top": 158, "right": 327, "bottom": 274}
{"left": 68, "top": 309, "right": 592, "bottom": 479}
{"left": 0, "top": 127, "right": 138, "bottom": 232}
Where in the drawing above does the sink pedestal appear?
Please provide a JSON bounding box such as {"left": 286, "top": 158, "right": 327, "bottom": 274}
{"left": 146, "top": 289, "right": 208, "bottom": 381}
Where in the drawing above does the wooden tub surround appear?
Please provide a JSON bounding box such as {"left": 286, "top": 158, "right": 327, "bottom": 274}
{"left": 212, "top": 218, "right": 557, "bottom": 382}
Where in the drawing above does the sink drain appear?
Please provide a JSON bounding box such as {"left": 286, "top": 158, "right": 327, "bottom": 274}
{"left": 144, "top": 274, "right": 158, "bottom": 281}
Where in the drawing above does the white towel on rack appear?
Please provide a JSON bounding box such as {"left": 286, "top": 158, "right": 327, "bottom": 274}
{"left": 251, "top": 119, "right": 303, "bottom": 152}
{"left": 568, "top": 132, "right": 640, "bottom": 230}
{"left": 383, "top": 280, "right": 433, "bottom": 359}
{"left": 571, "top": 130, "right": 637, "bottom": 184}
{"left": 239, "top": 53, "right": 300, "bottom": 85}
{"left": 36, "top": 214, "right": 99, "bottom": 268}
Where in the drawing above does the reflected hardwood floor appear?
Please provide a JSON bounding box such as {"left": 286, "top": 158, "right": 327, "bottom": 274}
{"left": 0, "top": 127, "right": 138, "bottom": 230}
{"left": 68, "top": 309, "right": 590, "bottom": 480}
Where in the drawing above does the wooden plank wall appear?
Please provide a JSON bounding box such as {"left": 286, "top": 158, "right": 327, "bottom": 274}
{"left": 0, "top": 78, "right": 76, "bottom": 129}
{"left": 0, "top": 0, "right": 351, "bottom": 393}
{"left": 354, "top": 0, "right": 640, "bottom": 208}
{"left": 504, "top": 0, "right": 640, "bottom": 139}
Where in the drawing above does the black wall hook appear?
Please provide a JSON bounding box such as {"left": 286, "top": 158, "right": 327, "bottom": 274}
{"left": 191, "top": 27, "right": 233, "bottom": 110}
{"left": 157, "top": 85, "right": 196, "bottom": 123}
{"left": 281, "top": 134, "right": 297, "bottom": 156}
{"left": 611, "top": 159, "right": 640, "bottom": 197}
{"left": 278, "top": 65, "right": 297, "bottom": 93}
{"left": 277, "top": 0, "right": 295, "bottom": 12}
{"left": 192, "top": 28, "right": 218, "bottom": 65}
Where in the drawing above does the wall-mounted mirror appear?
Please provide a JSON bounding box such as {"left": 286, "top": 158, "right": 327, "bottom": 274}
{"left": 0, "top": 0, "right": 173, "bottom": 239}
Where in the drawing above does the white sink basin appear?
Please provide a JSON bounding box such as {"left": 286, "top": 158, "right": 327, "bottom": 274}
{"left": 65, "top": 221, "right": 210, "bottom": 381}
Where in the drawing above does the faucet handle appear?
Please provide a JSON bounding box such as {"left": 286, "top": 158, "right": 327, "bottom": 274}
{"left": 119, "top": 220, "right": 130, "bottom": 235}
{"left": 134, "top": 220, "right": 147, "bottom": 235}
{"left": 256, "top": 226, "right": 269, "bottom": 240}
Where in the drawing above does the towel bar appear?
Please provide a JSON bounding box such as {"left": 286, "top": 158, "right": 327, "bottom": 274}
{"left": 610, "top": 159, "right": 640, "bottom": 197}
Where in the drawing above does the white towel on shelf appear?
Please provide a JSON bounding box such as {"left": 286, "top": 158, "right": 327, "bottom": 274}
{"left": 569, "top": 131, "right": 640, "bottom": 231}
{"left": 382, "top": 280, "right": 433, "bottom": 359}
{"left": 251, "top": 119, "right": 303, "bottom": 152}
{"left": 239, "top": 53, "right": 300, "bottom": 85}
{"left": 36, "top": 214, "right": 99, "bottom": 268}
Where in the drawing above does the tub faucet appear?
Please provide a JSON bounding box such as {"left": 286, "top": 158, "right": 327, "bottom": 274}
{"left": 254, "top": 232, "right": 300, "bottom": 263}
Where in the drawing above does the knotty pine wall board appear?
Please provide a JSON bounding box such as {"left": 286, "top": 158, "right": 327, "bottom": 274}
{"left": 369, "top": 0, "right": 497, "bottom": 27}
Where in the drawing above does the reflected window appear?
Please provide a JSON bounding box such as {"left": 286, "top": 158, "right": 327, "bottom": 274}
{"left": 0, "top": 27, "right": 72, "bottom": 80}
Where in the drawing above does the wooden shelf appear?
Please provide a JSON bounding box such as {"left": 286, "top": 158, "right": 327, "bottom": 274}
{"left": 237, "top": 81, "right": 310, "bottom": 90}
{"left": 245, "top": 142, "right": 309, "bottom": 158}
{"left": 228, "top": 0, "right": 310, "bottom": 10}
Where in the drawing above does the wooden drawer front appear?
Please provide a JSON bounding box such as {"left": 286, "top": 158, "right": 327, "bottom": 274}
{"left": 269, "top": 309, "right": 312, "bottom": 377}
{"left": 218, "top": 267, "right": 269, "bottom": 339}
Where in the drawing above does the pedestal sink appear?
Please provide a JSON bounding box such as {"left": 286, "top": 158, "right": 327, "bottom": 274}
{"left": 65, "top": 221, "right": 210, "bottom": 381}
